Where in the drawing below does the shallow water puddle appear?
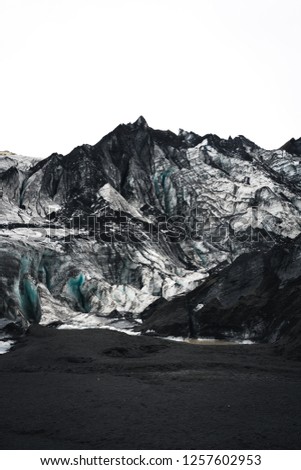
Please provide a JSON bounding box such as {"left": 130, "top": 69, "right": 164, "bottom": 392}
{"left": 164, "top": 336, "right": 254, "bottom": 345}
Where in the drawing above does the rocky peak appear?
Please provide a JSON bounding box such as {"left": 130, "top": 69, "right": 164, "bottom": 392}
{"left": 280, "top": 137, "right": 301, "bottom": 156}
{"left": 131, "top": 115, "right": 149, "bottom": 129}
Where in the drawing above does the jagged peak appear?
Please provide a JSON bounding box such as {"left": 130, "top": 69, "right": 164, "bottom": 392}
{"left": 178, "top": 128, "right": 203, "bottom": 147}
{"left": 132, "top": 115, "right": 148, "bottom": 129}
{"left": 178, "top": 128, "right": 200, "bottom": 138}
{"left": 280, "top": 137, "right": 301, "bottom": 155}
{"left": 234, "top": 135, "right": 257, "bottom": 148}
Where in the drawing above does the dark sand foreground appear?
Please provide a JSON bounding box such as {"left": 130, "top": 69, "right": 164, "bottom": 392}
{"left": 0, "top": 326, "right": 300, "bottom": 450}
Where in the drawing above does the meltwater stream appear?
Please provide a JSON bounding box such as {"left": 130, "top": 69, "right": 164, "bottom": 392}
{"left": 58, "top": 315, "right": 254, "bottom": 345}
{"left": 0, "top": 313, "right": 254, "bottom": 355}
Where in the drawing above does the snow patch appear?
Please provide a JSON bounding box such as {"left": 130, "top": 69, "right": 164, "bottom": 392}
{"left": 0, "top": 340, "right": 14, "bottom": 354}
{"left": 98, "top": 183, "right": 150, "bottom": 221}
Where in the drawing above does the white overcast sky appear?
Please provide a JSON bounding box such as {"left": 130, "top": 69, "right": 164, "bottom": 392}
{"left": 1, "top": 0, "right": 300, "bottom": 158}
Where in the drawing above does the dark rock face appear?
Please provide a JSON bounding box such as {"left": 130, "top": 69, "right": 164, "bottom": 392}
{"left": 0, "top": 118, "right": 301, "bottom": 355}
{"left": 140, "top": 296, "right": 192, "bottom": 337}
{"left": 139, "top": 237, "right": 301, "bottom": 357}
{"left": 281, "top": 137, "right": 301, "bottom": 157}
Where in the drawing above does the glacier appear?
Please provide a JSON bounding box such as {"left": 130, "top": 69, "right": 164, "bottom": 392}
{"left": 1, "top": 117, "right": 301, "bottom": 351}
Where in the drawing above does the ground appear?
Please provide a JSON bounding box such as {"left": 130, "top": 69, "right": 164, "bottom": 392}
{"left": 0, "top": 326, "right": 300, "bottom": 450}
